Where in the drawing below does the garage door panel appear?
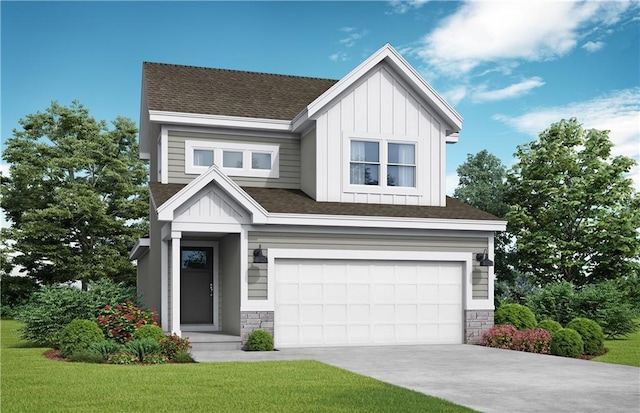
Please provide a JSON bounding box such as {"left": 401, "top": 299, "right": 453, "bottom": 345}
{"left": 275, "top": 259, "right": 463, "bottom": 347}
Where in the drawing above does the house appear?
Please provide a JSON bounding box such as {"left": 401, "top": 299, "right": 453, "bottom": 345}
{"left": 130, "top": 44, "right": 506, "bottom": 348}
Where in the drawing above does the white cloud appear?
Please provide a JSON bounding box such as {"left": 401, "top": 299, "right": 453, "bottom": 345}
{"left": 582, "top": 40, "right": 605, "bottom": 52}
{"left": 388, "top": 0, "right": 429, "bottom": 15}
{"left": 493, "top": 87, "right": 640, "bottom": 189}
{"left": 446, "top": 172, "right": 459, "bottom": 196}
{"left": 329, "top": 52, "right": 348, "bottom": 62}
{"left": 472, "top": 77, "right": 545, "bottom": 103}
{"left": 443, "top": 86, "right": 467, "bottom": 106}
{"left": 417, "top": 1, "right": 632, "bottom": 77}
{"left": 339, "top": 28, "right": 368, "bottom": 48}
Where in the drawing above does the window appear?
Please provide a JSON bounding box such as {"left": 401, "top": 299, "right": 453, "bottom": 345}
{"left": 347, "top": 137, "right": 417, "bottom": 190}
{"left": 223, "top": 151, "right": 243, "bottom": 168}
{"left": 194, "top": 149, "right": 214, "bottom": 167}
{"left": 252, "top": 152, "right": 271, "bottom": 170}
{"left": 350, "top": 141, "right": 380, "bottom": 185}
{"left": 387, "top": 143, "right": 415, "bottom": 187}
{"left": 185, "top": 140, "right": 279, "bottom": 178}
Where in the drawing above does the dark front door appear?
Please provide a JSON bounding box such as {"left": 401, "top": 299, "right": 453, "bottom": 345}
{"left": 180, "top": 247, "right": 214, "bottom": 324}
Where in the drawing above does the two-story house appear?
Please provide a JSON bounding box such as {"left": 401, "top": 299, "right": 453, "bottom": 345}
{"left": 130, "top": 44, "right": 506, "bottom": 348}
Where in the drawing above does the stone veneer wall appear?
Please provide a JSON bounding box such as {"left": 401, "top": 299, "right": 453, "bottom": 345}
{"left": 240, "top": 311, "right": 274, "bottom": 346}
{"left": 465, "top": 310, "right": 494, "bottom": 344}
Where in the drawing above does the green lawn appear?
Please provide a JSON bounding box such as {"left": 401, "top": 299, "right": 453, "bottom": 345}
{"left": 1, "top": 320, "right": 475, "bottom": 413}
{"left": 592, "top": 326, "right": 640, "bottom": 367}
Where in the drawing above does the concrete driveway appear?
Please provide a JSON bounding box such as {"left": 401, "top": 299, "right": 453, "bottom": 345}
{"left": 192, "top": 344, "right": 640, "bottom": 413}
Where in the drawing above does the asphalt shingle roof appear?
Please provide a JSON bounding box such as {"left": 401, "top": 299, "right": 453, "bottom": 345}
{"left": 143, "top": 62, "right": 338, "bottom": 120}
{"left": 149, "top": 183, "right": 500, "bottom": 221}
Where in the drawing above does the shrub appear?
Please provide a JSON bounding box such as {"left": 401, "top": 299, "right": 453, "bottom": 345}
{"left": 107, "top": 352, "right": 137, "bottom": 365}
{"left": 87, "top": 340, "right": 123, "bottom": 359}
{"left": 132, "top": 324, "right": 165, "bottom": 342}
{"left": 142, "top": 353, "right": 168, "bottom": 365}
{"left": 172, "top": 350, "right": 195, "bottom": 363}
{"left": 494, "top": 304, "right": 537, "bottom": 330}
{"left": 550, "top": 328, "right": 584, "bottom": 358}
{"left": 0, "top": 274, "right": 40, "bottom": 317}
{"left": 58, "top": 319, "right": 105, "bottom": 358}
{"left": 16, "top": 279, "right": 137, "bottom": 347}
{"left": 526, "top": 281, "right": 576, "bottom": 326}
{"left": 574, "top": 282, "right": 638, "bottom": 338}
{"left": 124, "top": 338, "right": 163, "bottom": 363}
{"left": 96, "top": 300, "right": 158, "bottom": 344}
{"left": 566, "top": 318, "right": 605, "bottom": 356}
{"left": 512, "top": 328, "right": 551, "bottom": 354}
{"left": 537, "top": 319, "right": 563, "bottom": 336}
{"left": 481, "top": 324, "right": 519, "bottom": 349}
{"left": 69, "top": 349, "right": 106, "bottom": 363}
{"left": 246, "top": 329, "right": 274, "bottom": 351}
{"left": 159, "top": 334, "right": 192, "bottom": 360}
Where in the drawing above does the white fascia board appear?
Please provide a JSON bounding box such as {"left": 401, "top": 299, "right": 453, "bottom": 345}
{"left": 302, "top": 43, "right": 463, "bottom": 132}
{"left": 129, "top": 237, "right": 150, "bottom": 260}
{"left": 148, "top": 110, "right": 292, "bottom": 132}
{"left": 155, "top": 165, "right": 268, "bottom": 223}
{"left": 265, "top": 213, "right": 507, "bottom": 232}
{"left": 445, "top": 132, "right": 459, "bottom": 144}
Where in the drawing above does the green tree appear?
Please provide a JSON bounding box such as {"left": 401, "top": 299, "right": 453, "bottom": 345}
{"left": 506, "top": 118, "right": 639, "bottom": 286}
{"left": 454, "top": 150, "right": 515, "bottom": 296}
{"left": 1, "top": 101, "right": 148, "bottom": 288}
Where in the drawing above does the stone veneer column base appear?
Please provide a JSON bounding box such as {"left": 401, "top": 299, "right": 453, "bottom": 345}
{"left": 465, "top": 310, "right": 494, "bottom": 344}
{"left": 240, "top": 311, "right": 274, "bottom": 348}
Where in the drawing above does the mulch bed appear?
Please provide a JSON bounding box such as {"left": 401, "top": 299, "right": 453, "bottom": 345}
{"left": 44, "top": 349, "right": 70, "bottom": 362}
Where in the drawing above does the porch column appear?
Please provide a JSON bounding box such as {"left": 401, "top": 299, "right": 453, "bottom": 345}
{"left": 170, "top": 231, "right": 182, "bottom": 336}
{"left": 160, "top": 238, "right": 168, "bottom": 332}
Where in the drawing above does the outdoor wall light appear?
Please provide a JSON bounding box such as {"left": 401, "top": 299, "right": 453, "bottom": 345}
{"left": 475, "top": 249, "right": 494, "bottom": 267}
{"left": 253, "top": 244, "right": 267, "bottom": 263}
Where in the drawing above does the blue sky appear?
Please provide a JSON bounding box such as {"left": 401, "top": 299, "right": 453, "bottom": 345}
{"left": 2, "top": 0, "right": 639, "bottom": 210}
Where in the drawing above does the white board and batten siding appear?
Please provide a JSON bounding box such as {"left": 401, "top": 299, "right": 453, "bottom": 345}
{"left": 313, "top": 62, "right": 448, "bottom": 207}
{"left": 167, "top": 131, "right": 301, "bottom": 188}
{"left": 247, "top": 232, "right": 489, "bottom": 302}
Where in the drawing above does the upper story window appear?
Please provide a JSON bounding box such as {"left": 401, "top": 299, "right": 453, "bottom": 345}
{"left": 350, "top": 141, "right": 380, "bottom": 185}
{"left": 185, "top": 140, "right": 279, "bottom": 178}
{"left": 347, "top": 138, "right": 417, "bottom": 190}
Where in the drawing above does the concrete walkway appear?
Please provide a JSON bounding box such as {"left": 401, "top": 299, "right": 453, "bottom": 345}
{"left": 192, "top": 344, "right": 640, "bottom": 413}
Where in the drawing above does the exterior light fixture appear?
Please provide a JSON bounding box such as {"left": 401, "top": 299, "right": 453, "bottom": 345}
{"left": 475, "top": 249, "right": 494, "bottom": 267}
{"left": 253, "top": 244, "right": 267, "bottom": 263}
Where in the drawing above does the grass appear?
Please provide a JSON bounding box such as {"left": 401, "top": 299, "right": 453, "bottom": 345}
{"left": 1, "top": 320, "right": 476, "bottom": 413}
{"left": 592, "top": 325, "right": 640, "bottom": 367}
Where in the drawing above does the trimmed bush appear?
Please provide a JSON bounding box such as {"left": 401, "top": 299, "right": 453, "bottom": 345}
{"left": 566, "top": 317, "right": 605, "bottom": 356}
{"left": 124, "top": 338, "right": 163, "bottom": 363}
{"left": 246, "top": 329, "right": 274, "bottom": 351}
{"left": 159, "top": 334, "right": 191, "bottom": 360}
{"left": 16, "top": 279, "right": 137, "bottom": 347}
{"left": 132, "top": 324, "right": 165, "bottom": 342}
{"left": 97, "top": 300, "right": 158, "bottom": 344}
{"left": 58, "top": 319, "right": 105, "bottom": 358}
{"left": 481, "top": 324, "right": 519, "bottom": 349}
{"left": 526, "top": 281, "right": 576, "bottom": 326}
{"left": 511, "top": 329, "right": 551, "bottom": 354}
{"left": 87, "top": 340, "right": 122, "bottom": 359}
{"left": 107, "top": 352, "right": 137, "bottom": 365}
{"left": 537, "top": 319, "right": 563, "bottom": 336}
{"left": 494, "top": 304, "right": 537, "bottom": 330}
{"left": 550, "top": 328, "right": 584, "bottom": 358}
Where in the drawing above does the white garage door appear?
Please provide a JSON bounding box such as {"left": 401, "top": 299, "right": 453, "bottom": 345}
{"left": 274, "top": 259, "right": 463, "bottom": 348}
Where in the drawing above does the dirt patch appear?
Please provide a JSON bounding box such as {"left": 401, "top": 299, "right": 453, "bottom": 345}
{"left": 43, "top": 349, "right": 70, "bottom": 362}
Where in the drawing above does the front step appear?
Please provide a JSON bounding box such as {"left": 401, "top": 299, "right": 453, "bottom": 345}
{"left": 184, "top": 332, "right": 242, "bottom": 352}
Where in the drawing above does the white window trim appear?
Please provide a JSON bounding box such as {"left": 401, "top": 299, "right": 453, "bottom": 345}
{"left": 342, "top": 133, "right": 421, "bottom": 195}
{"left": 185, "top": 140, "right": 280, "bottom": 178}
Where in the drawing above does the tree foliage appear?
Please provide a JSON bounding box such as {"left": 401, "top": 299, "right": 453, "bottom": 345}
{"left": 453, "top": 150, "right": 515, "bottom": 289}
{"left": 1, "top": 101, "right": 148, "bottom": 287}
{"left": 506, "top": 118, "right": 640, "bottom": 286}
